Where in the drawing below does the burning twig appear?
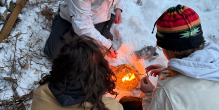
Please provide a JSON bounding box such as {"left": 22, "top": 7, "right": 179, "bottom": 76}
{"left": 142, "top": 69, "right": 150, "bottom": 84}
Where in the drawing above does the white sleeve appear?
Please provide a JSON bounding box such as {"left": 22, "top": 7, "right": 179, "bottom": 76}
{"left": 115, "top": 0, "right": 126, "bottom": 11}
{"left": 66, "top": 0, "right": 112, "bottom": 49}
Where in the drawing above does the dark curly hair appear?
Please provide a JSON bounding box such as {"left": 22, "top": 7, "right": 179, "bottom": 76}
{"left": 39, "top": 35, "right": 117, "bottom": 110}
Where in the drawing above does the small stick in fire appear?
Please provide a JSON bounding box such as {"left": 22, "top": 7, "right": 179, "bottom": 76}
{"left": 144, "top": 69, "right": 150, "bottom": 84}
{"left": 139, "top": 69, "right": 150, "bottom": 84}
{"left": 138, "top": 69, "right": 150, "bottom": 84}
{"left": 145, "top": 69, "right": 149, "bottom": 78}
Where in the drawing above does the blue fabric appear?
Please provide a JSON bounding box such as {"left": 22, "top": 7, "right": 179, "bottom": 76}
{"left": 48, "top": 82, "right": 84, "bottom": 107}
{"left": 43, "top": 14, "right": 71, "bottom": 59}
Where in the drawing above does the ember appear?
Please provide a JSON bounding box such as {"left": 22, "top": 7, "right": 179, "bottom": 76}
{"left": 114, "top": 64, "right": 140, "bottom": 91}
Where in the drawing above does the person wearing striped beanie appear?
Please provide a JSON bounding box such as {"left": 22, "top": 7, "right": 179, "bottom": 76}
{"left": 140, "top": 5, "right": 219, "bottom": 110}
{"left": 154, "top": 4, "right": 204, "bottom": 51}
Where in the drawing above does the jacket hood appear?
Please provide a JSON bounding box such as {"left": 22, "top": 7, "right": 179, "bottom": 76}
{"left": 168, "top": 42, "right": 219, "bottom": 81}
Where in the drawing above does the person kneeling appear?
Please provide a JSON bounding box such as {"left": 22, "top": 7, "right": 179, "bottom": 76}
{"left": 31, "top": 36, "right": 123, "bottom": 110}
{"left": 140, "top": 5, "right": 219, "bottom": 110}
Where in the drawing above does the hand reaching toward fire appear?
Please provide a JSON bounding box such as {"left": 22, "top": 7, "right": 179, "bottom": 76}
{"left": 114, "top": 8, "right": 122, "bottom": 24}
{"left": 145, "top": 64, "right": 166, "bottom": 77}
{"left": 140, "top": 76, "right": 155, "bottom": 93}
{"left": 107, "top": 48, "right": 118, "bottom": 58}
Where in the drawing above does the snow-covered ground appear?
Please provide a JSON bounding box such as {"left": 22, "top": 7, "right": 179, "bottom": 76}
{"left": 0, "top": 0, "right": 219, "bottom": 109}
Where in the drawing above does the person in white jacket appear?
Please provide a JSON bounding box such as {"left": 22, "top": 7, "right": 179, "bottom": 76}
{"left": 44, "top": 0, "right": 126, "bottom": 59}
{"left": 140, "top": 5, "right": 219, "bottom": 110}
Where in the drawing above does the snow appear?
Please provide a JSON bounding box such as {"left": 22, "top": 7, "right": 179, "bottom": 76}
{"left": 0, "top": 7, "right": 7, "bottom": 13}
{"left": 0, "top": 0, "right": 219, "bottom": 109}
{"left": 1, "top": 0, "right": 5, "bottom": 4}
{"left": 0, "top": 24, "right": 3, "bottom": 31}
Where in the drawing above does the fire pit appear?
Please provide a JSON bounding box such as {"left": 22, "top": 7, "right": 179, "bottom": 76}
{"left": 114, "top": 64, "right": 140, "bottom": 91}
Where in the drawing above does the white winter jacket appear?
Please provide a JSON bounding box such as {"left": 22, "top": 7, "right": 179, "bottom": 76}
{"left": 59, "top": 0, "right": 126, "bottom": 49}
{"left": 143, "top": 42, "right": 219, "bottom": 110}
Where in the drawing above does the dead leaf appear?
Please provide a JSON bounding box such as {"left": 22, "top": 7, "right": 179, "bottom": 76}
{"left": 15, "top": 32, "right": 22, "bottom": 38}
{"left": 27, "top": 25, "right": 31, "bottom": 28}
{"left": 24, "top": 64, "right": 29, "bottom": 69}
{"left": 29, "top": 45, "right": 34, "bottom": 48}
{"left": 36, "top": 39, "right": 43, "bottom": 43}
{"left": 34, "top": 71, "right": 38, "bottom": 74}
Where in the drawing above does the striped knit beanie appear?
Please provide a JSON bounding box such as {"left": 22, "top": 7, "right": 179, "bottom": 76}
{"left": 153, "top": 5, "right": 204, "bottom": 51}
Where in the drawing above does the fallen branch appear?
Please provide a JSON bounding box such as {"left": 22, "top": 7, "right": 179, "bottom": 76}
{"left": 3, "top": 77, "right": 16, "bottom": 82}
{"left": 0, "top": 0, "right": 26, "bottom": 43}
{"left": 11, "top": 35, "right": 18, "bottom": 76}
{"left": 0, "top": 89, "right": 33, "bottom": 109}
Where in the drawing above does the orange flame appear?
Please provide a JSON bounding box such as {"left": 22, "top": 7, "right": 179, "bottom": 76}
{"left": 122, "top": 73, "right": 136, "bottom": 82}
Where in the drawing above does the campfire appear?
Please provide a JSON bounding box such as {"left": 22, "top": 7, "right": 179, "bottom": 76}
{"left": 114, "top": 64, "right": 140, "bottom": 91}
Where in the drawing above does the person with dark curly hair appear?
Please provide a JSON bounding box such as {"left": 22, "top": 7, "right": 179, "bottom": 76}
{"left": 31, "top": 35, "right": 123, "bottom": 110}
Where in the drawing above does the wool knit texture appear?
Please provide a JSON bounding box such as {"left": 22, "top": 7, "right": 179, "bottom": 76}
{"left": 155, "top": 4, "right": 204, "bottom": 51}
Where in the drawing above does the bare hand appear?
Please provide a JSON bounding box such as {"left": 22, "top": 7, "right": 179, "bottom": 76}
{"left": 114, "top": 9, "right": 122, "bottom": 24}
{"left": 107, "top": 48, "right": 118, "bottom": 58}
{"left": 146, "top": 64, "right": 166, "bottom": 77}
{"left": 140, "top": 76, "right": 155, "bottom": 93}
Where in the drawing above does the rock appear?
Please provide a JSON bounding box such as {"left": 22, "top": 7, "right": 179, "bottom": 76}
{"left": 135, "top": 46, "right": 159, "bottom": 61}
{"left": 137, "top": 0, "right": 142, "bottom": 6}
